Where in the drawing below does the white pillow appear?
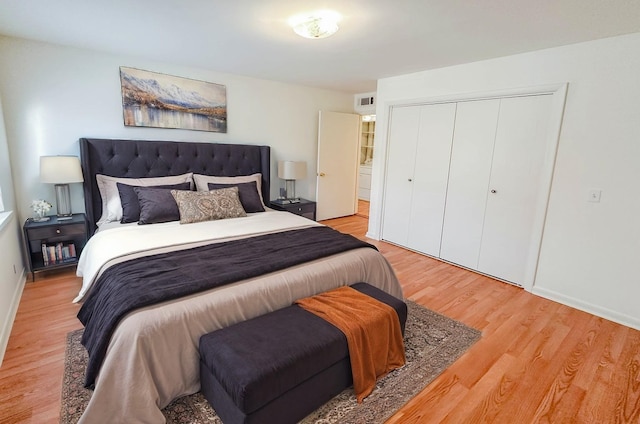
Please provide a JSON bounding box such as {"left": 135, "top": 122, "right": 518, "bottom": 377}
{"left": 96, "top": 173, "right": 193, "bottom": 226}
{"left": 193, "top": 173, "right": 265, "bottom": 206}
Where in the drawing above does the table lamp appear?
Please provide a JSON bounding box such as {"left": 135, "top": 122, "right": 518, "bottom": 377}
{"left": 40, "top": 156, "right": 84, "bottom": 219}
{"left": 277, "top": 160, "right": 307, "bottom": 203}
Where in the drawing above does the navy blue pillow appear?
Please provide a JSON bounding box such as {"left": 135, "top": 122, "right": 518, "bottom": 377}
{"left": 118, "top": 182, "right": 191, "bottom": 223}
{"left": 207, "top": 181, "right": 265, "bottom": 213}
{"left": 133, "top": 186, "right": 190, "bottom": 225}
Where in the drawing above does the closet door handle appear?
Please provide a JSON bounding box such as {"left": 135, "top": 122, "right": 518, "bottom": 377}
{"left": 408, "top": 178, "right": 413, "bottom": 182}
{"left": 490, "top": 189, "right": 497, "bottom": 194}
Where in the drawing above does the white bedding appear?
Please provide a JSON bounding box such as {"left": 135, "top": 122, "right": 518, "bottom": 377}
{"left": 75, "top": 211, "right": 403, "bottom": 423}
{"left": 76, "top": 210, "right": 320, "bottom": 302}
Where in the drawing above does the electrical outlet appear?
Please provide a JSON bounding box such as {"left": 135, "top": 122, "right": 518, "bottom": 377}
{"left": 588, "top": 189, "right": 602, "bottom": 203}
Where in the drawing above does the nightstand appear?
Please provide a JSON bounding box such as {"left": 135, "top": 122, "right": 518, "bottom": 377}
{"left": 270, "top": 199, "right": 316, "bottom": 221}
{"left": 23, "top": 213, "right": 88, "bottom": 280}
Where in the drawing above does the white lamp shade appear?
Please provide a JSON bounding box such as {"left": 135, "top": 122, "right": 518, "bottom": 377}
{"left": 278, "top": 161, "right": 307, "bottom": 180}
{"left": 40, "top": 156, "right": 84, "bottom": 184}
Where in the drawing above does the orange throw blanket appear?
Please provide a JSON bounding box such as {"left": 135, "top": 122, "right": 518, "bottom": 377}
{"left": 295, "top": 286, "right": 406, "bottom": 403}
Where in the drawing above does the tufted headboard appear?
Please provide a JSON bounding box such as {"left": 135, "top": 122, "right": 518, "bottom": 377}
{"left": 80, "top": 138, "right": 270, "bottom": 235}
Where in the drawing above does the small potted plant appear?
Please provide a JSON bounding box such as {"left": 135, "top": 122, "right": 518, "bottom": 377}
{"left": 31, "top": 199, "right": 52, "bottom": 222}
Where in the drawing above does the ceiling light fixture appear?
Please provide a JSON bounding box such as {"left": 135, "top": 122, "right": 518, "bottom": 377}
{"left": 289, "top": 10, "right": 341, "bottom": 39}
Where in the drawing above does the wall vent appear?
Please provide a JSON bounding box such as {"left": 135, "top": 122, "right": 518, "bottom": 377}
{"left": 354, "top": 92, "right": 376, "bottom": 113}
{"left": 360, "top": 96, "right": 374, "bottom": 106}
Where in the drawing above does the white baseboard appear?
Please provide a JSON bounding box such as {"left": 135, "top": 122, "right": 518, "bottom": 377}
{"left": 531, "top": 286, "right": 640, "bottom": 331}
{"left": 365, "top": 231, "right": 380, "bottom": 240}
{"left": 0, "top": 267, "right": 26, "bottom": 367}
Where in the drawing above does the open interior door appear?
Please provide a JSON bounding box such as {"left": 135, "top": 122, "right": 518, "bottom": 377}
{"left": 316, "top": 111, "right": 360, "bottom": 221}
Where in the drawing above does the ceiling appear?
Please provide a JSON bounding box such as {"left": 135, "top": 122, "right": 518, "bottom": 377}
{"left": 1, "top": 0, "right": 639, "bottom": 93}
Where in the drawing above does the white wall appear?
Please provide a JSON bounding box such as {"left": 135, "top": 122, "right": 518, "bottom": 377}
{"left": 0, "top": 94, "right": 26, "bottom": 366}
{"left": 0, "top": 95, "right": 16, "bottom": 214}
{"left": 0, "top": 36, "right": 354, "bottom": 224}
{"left": 370, "top": 32, "right": 640, "bottom": 329}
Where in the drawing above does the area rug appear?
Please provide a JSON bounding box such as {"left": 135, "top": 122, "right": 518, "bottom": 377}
{"left": 60, "top": 301, "right": 481, "bottom": 423}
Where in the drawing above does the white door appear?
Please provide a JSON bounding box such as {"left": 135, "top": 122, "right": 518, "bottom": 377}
{"left": 316, "top": 111, "right": 360, "bottom": 221}
{"left": 439, "top": 99, "right": 500, "bottom": 268}
{"left": 382, "top": 106, "right": 421, "bottom": 246}
{"left": 478, "top": 94, "right": 554, "bottom": 284}
{"left": 382, "top": 103, "right": 456, "bottom": 255}
{"left": 380, "top": 89, "right": 562, "bottom": 287}
{"left": 406, "top": 103, "right": 457, "bottom": 256}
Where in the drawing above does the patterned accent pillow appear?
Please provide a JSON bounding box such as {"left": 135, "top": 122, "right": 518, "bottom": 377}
{"left": 171, "top": 187, "right": 247, "bottom": 224}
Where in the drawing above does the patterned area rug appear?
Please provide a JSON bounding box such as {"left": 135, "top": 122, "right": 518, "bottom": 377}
{"left": 60, "top": 301, "right": 481, "bottom": 423}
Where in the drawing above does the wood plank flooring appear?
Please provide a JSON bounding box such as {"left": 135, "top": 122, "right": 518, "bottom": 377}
{"left": 1, "top": 212, "right": 639, "bottom": 423}
{"left": 356, "top": 199, "right": 370, "bottom": 218}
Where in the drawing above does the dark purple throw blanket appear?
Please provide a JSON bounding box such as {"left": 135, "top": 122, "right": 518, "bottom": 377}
{"left": 77, "top": 226, "right": 376, "bottom": 388}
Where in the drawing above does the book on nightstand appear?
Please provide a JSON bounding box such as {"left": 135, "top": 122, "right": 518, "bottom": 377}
{"left": 41, "top": 241, "right": 77, "bottom": 266}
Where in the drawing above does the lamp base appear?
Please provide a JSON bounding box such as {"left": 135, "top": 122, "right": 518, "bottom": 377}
{"left": 54, "top": 184, "right": 73, "bottom": 217}
{"left": 284, "top": 179, "right": 298, "bottom": 202}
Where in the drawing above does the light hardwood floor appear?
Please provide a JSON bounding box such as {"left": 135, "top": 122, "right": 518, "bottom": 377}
{"left": 356, "top": 199, "right": 370, "bottom": 218}
{"left": 1, "top": 212, "right": 639, "bottom": 423}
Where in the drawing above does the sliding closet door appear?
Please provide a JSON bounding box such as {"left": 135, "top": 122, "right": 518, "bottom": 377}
{"left": 439, "top": 99, "right": 500, "bottom": 268}
{"left": 478, "top": 94, "right": 553, "bottom": 284}
{"left": 406, "top": 103, "right": 457, "bottom": 256}
{"left": 382, "top": 106, "right": 421, "bottom": 246}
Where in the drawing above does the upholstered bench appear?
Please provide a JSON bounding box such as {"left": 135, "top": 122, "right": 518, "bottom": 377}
{"left": 199, "top": 282, "right": 407, "bottom": 424}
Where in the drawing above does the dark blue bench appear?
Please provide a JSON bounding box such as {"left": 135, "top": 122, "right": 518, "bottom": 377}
{"left": 199, "top": 283, "right": 407, "bottom": 424}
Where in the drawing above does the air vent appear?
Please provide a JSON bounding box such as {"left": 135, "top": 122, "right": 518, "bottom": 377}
{"left": 354, "top": 92, "right": 376, "bottom": 113}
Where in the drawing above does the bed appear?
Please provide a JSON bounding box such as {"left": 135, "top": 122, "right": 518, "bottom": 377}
{"left": 74, "top": 138, "right": 403, "bottom": 423}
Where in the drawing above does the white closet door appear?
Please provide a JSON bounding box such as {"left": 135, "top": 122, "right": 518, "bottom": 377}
{"left": 407, "top": 103, "right": 457, "bottom": 256}
{"left": 440, "top": 99, "right": 500, "bottom": 268}
{"left": 478, "top": 94, "right": 553, "bottom": 284}
{"left": 382, "top": 106, "right": 421, "bottom": 246}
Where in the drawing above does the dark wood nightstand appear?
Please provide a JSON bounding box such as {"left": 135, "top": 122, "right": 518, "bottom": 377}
{"left": 270, "top": 199, "right": 316, "bottom": 221}
{"left": 23, "top": 213, "right": 88, "bottom": 280}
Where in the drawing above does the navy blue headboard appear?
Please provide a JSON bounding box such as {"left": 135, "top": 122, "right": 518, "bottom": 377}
{"left": 79, "top": 138, "right": 270, "bottom": 235}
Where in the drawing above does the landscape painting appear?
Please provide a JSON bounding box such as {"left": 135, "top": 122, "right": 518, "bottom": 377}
{"left": 120, "top": 67, "right": 227, "bottom": 133}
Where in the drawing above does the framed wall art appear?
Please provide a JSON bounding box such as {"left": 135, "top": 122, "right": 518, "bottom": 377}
{"left": 120, "top": 67, "right": 227, "bottom": 133}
